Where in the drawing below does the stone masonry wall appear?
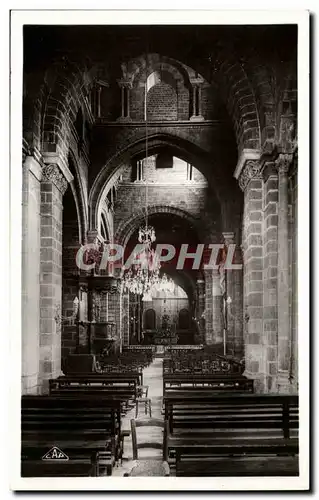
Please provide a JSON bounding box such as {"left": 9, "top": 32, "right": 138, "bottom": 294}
{"left": 242, "top": 175, "right": 265, "bottom": 392}
{"left": 262, "top": 169, "right": 279, "bottom": 393}
{"left": 22, "top": 157, "right": 42, "bottom": 394}
{"left": 147, "top": 82, "right": 178, "bottom": 121}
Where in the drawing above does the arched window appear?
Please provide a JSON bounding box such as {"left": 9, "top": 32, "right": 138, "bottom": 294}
{"left": 145, "top": 71, "right": 178, "bottom": 121}
{"left": 178, "top": 309, "right": 190, "bottom": 330}
{"left": 144, "top": 309, "right": 156, "bottom": 330}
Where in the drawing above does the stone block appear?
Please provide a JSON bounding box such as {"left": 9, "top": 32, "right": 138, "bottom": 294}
{"left": 40, "top": 284, "right": 54, "bottom": 298}
{"left": 263, "top": 306, "right": 278, "bottom": 319}
{"left": 266, "top": 215, "right": 278, "bottom": 229}
{"left": 264, "top": 202, "right": 277, "bottom": 217}
{"left": 265, "top": 190, "right": 279, "bottom": 205}
{"left": 267, "top": 346, "right": 277, "bottom": 362}
{"left": 268, "top": 362, "right": 277, "bottom": 375}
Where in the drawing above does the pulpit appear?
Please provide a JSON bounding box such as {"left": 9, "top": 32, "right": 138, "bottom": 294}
{"left": 90, "top": 321, "right": 116, "bottom": 356}
{"left": 78, "top": 272, "right": 122, "bottom": 355}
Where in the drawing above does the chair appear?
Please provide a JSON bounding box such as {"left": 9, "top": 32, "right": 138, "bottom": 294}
{"left": 135, "top": 385, "right": 152, "bottom": 418}
{"left": 123, "top": 419, "right": 170, "bottom": 476}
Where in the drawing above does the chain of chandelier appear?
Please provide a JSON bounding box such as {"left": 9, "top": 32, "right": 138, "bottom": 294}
{"left": 120, "top": 67, "right": 174, "bottom": 301}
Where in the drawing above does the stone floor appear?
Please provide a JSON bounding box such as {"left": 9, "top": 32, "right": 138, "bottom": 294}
{"left": 112, "top": 357, "right": 165, "bottom": 476}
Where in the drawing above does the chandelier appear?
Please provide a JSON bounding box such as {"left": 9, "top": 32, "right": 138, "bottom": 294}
{"left": 122, "top": 238, "right": 161, "bottom": 298}
{"left": 121, "top": 78, "right": 161, "bottom": 299}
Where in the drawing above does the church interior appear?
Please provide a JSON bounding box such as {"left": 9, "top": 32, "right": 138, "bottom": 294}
{"left": 21, "top": 24, "right": 299, "bottom": 478}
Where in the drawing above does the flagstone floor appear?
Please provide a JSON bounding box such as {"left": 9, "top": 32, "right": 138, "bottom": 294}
{"left": 112, "top": 357, "right": 165, "bottom": 476}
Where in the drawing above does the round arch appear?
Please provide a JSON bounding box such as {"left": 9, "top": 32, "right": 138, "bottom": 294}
{"left": 68, "top": 150, "right": 89, "bottom": 244}
{"left": 88, "top": 132, "right": 223, "bottom": 231}
{"left": 115, "top": 204, "right": 206, "bottom": 247}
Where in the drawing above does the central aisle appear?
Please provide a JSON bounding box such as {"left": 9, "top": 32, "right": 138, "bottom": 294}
{"left": 112, "top": 357, "right": 164, "bottom": 476}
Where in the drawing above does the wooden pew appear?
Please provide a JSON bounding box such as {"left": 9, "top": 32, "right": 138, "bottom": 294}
{"left": 163, "top": 374, "right": 254, "bottom": 397}
{"left": 164, "top": 393, "right": 299, "bottom": 477}
{"left": 49, "top": 373, "right": 139, "bottom": 394}
{"left": 49, "top": 375, "right": 138, "bottom": 417}
{"left": 21, "top": 395, "right": 123, "bottom": 477}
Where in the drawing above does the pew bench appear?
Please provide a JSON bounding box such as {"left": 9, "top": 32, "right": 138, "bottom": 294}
{"left": 21, "top": 395, "right": 125, "bottom": 477}
{"left": 49, "top": 375, "right": 138, "bottom": 408}
{"left": 163, "top": 374, "right": 254, "bottom": 397}
{"left": 164, "top": 394, "right": 299, "bottom": 477}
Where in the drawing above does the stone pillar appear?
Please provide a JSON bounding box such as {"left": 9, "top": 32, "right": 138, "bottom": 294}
{"left": 233, "top": 244, "right": 244, "bottom": 359}
{"left": 262, "top": 162, "right": 279, "bottom": 392}
{"left": 275, "top": 153, "right": 293, "bottom": 392}
{"left": 237, "top": 159, "right": 265, "bottom": 391}
{"left": 289, "top": 157, "right": 298, "bottom": 393}
{"left": 204, "top": 270, "right": 213, "bottom": 344}
{"left": 198, "top": 85, "right": 203, "bottom": 117}
{"left": 39, "top": 163, "right": 69, "bottom": 392}
{"left": 211, "top": 269, "right": 224, "bottom": 349}
{"left": 189, "top": 77, "right": 204, "bottom": 121}
{"left": 192, "top": 85, "right": 196, "bottom": 117}
{"left": 107, "top": 286, "right": 123, "bottom": 353}
{"left": 117, "top": 79, "right": 132, "bottom": 122}
{"left": 97, "top": 85, "right": 102, "bottom": 118}
{"left": 195, "top": 278, "right": 205, "bottom": 343}
{"left": 222, "top": 232, "right": 236, "bottom": 356}
{"left": 121, "top": 86, "right": 125, "bottom": 118}
{"left": 22, "top": 150, "right": 42, "bottom": 394}
{"left": 122, "top": 293, "right": 130, "bottom": 346}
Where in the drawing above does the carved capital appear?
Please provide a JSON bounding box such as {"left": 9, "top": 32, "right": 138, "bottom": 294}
{"left": 117, "top": 78, "right": 133, "bottom": 89}
{"left": 275, "top": 153, "right": 293, "bottom": 175}
{"left": 238, "top": 160, "right": 262, "bottom": 191}
{"left": 42, "top": 164, "right": 68, "bottom": 195}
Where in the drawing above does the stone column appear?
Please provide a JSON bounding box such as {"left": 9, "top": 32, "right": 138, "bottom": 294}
{"left": 107, "top": 284, "right": 123, "bottom": 353}
{"left": 97, "top": 85, "right": 102, "bottom": 118}
{"left": 204, "top": 270, "right": 213, "bottom": 344}
{"left": 233, "top": 244, "right": 244, "bottom": 359}
{"left": 122, "top": 293, "right": 130, "bottom": 347}
{"left": 22, "top": 149, "right": 42, "bottom": 394}
{"left": 39, "top": 162, "right": 70, "bottom": 392}
{"left": 275, "top": 153, "right": 293, "bottom": 392}
{"left": 198, "top": 85, "right": 203, "bottom": 117}
{"left": 189, "top": 77, "right": 204, "bottom": 121}
{"left": 222, "top": 232, "right": 236, "bottom": 355}
{"left": 195, "top": 278, "right": 205, "bottom": 343}
{"left": 117, "top": 79, "right": 132, "bottom": 122}
{"left": 262, "top": 162, "right": 279, "bottom": 392}
{"left": 211, "top": 269, "right": 224, "bottom": 349}
{"left": 290, "top": 157, "right": 298, "bottom": 393}
{"left": 192, "top": 85, "right": 196, "bottom": 117}
{"left": 121, "top": 86, "right": 125, "bottom": 118}
{"left": 237, "top": 158, "right": 265, "bottom": 391}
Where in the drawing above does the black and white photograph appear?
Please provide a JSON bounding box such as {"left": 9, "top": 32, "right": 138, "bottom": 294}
{"left": 9, "top": 9, "right": 309, "bottom": 491}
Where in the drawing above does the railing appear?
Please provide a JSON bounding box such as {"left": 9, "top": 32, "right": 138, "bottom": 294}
{"left": 124, "top": 345, "right": 156, "bottom": 352}
{"left": 165, "top": 345, "right": 204, "bottom": 351}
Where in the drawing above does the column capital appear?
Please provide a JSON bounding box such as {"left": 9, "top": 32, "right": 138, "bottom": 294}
{"left": 238, "top": 159, "right": 262, "bottom": 192}
{"left": 275, "top": 153, "right": 294, "bottom": 174}
{"left": 234, "top": 149, "right": 261, "bottom": 180}
{"left": 189, "top": 76, "right": 204, "bottom": 87}
{"left": 116, "top": 78, "right": 133, "bottom": 89}
{"left": 42, "top": 152, "right": 74, "bottom": 195}
{"left": 42, "top": 164, "right": 68, "bottom": 195}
